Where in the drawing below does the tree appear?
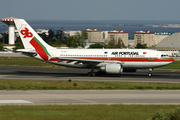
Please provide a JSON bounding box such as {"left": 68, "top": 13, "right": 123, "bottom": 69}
{"left": 88, "top": 43, "right": 104, "bottom": 48}
{"left": 42, "top": 29, "right": 54, "bottom": 44}
{"left": 67, "top": 36, "right": 73, "bottom": 47}
{"left": 135, "top": 43, "right": 147, "bottom": 49}
{"left": 114, "top": 37, "right": 126, "bottom": 48}
{"left": 0, "top": 34, "right": 3, "bottom": 43}
{"left": 53, "top": 39, "right": 61, "bottom": 47}
{"left": 67, "top": 32, "right": 86, "bottom": 48}
{"left": 14, "top": 37, "right": 24, "bottom": 50}
{"left": 67, "top": 35, "right": 79, "bottom": 48}
{"left": 107, "top": 37, "right": 126, "bottom": 48}
{"left": 152, "top": 107, "right": 180, "bottom": 120}
{"left": 55, "top": 30, "right": 67, "bottom": 44}
{"left": 45, "top": 38, "right": 53, "bottom": 46}
{"left": 48, "top": 29, "right": 54, "bottom": 39}
{"left": 108, "top": 38, "right": 115, "bottom": 47}
{"left": 0, "top": 42, "right": 4, "bottom": 51}
{"left": 0, "top": 32, "right": 8, "bottom": 44}
{"left": 38, "top": 32, "right": 48, "bottom": 40}
{"left": 76, "top": 31, "right": 86, "bottom": 48}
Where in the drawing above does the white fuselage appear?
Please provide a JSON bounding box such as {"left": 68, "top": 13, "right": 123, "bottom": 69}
{"left": 33, "top": 49, "right": 174, "bottom": 69}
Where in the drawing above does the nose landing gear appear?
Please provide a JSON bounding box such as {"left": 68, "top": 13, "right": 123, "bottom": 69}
{"left": 148, "top": 68, "right": 153, "bottom": 77}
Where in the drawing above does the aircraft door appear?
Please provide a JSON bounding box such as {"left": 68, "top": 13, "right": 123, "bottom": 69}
{"left": 107, "top": 53, "right": 111, "bottom": 60}
{"left": 107, "top": 55, "right": 111, "bottom": 60}
{"left": 148, "top": 52, "right": 154, "bottom": 61}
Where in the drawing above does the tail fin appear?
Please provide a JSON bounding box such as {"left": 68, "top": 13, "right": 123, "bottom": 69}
{"left": 14, "top": 19, "right": 55, "bottom": 50}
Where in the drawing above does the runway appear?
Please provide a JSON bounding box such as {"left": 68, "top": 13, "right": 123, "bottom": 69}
{"left": 0, "top": 90, "right": 180, "bottom": 105}
{"left": 0, "top": 66, "right": 180, "bottom": 105}
{"left": 0, "top": 66, "right": 180, "bottom": 83}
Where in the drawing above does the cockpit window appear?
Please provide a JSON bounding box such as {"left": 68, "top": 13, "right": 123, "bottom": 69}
{"left": 161, "top": 54, "right": 169, "bottom": 57}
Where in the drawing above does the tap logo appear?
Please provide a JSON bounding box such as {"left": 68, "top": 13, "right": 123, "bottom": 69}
{"left": 20, "top": 27, "right": 33, "bottom": 38}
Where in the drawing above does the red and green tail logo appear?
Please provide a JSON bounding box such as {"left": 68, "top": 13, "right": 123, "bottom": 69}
{"left": 20, "top": 27, "right": 33, "bottom": 38}
{"left": 20, "top": 27, "right": 51, "bottom": 61}
{"left": 30, "top": 37, "right": 51, "bottom": 60}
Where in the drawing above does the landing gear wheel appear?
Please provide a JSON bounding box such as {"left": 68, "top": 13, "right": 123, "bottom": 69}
{"left": 87, "top": 72, "right": 96, "bottom": 76}
{"left": 87, "top": 72, "right": 92, "bottom": 76}
{"left": 148, "top": 73, "right": 152, "bottom": 77}
{"left": 87, "top": 66, "right": 96, "bottom": 76}
{"left": 92, "top": 72, "right": 96, "bottom": 76}
{"left": 148, "top": 68, "right": 153, "bottom": 77}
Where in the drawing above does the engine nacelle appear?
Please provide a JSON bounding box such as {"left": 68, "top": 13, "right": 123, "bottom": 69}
{"left": 123, "top": 68, "right": 137, "bottom": 72}
{"left": 100, "top": 64, "right": 123, "bottom": 74}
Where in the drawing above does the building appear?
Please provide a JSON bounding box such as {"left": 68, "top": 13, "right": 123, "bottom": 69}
{"left": 155, "top": 32, "right": 180, "bottom": 57}
{"left": 64, "top": 30, "right": 81, "bottom": 37}
{"left": 128, "top": 40, "right": 135, "bottom": 48}
{"left": 108, "top": 30, "right": 128, "bottom": 47}
{"left": 102, "top": 31, "right": 109, "bottom": 43}
{"left": 35, "top": 29, "right": 49, "bottom": 36}
{"left": 1, "top": 17, "right": 18, "bottom": 45}
{"left": 83, "top": 28, "right": 102, "bottom": 43}
{"left": 156, "top": 32, "right": 180, "bottom": 50}
{"left": 134, "top": 30, "right": 155, "bottom": 47}
{"left": 154, "top": 32, "right": 172, "bottom": 45}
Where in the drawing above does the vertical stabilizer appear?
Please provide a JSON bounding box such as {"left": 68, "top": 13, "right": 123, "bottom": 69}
{"left": 14, "top": 19, "right": 55, "bottom": 50}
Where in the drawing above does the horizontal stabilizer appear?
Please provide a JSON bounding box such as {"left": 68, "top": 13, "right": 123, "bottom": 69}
{"left": 15, "top": 49, "right": 37, "bottom": 57}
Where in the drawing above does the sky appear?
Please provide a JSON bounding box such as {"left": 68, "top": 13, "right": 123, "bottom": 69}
{"left": 0, "top": 0, "right": 180, "bottom": 21}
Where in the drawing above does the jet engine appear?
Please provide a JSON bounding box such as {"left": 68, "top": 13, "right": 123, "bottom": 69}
{"left": 100, "top": 64, "right": 123, "bottom": 74}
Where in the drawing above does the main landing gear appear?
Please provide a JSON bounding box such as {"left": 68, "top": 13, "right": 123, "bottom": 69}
{"left": 148, "top": 68, "right": 153, "bottom": 77}
{"left": 87, "top": 71, "right": 106, "bottom": 76}
{"left": 87, "top": 72, "right": 96, "bottom": 76}
{"left": 87, "top": 66, "right": 106, "bottom": 76}
{"left": 87, "top": 66, "right": 96, "bottom": 76}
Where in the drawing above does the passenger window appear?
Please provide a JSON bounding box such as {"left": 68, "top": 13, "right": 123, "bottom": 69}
{"left": 161, "top": 54, "right": 168, "bottom": 57}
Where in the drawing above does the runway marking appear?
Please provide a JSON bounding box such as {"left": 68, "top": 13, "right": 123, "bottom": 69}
{"left": 0, "top": 100, "right": 33, "bottom": 104}
{"left": 70, "top": 98, "right": 97, "bottom": 104}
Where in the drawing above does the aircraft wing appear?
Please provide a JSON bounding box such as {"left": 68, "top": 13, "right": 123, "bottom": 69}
{"left": 56, "top": 57, "right": 124, "bottom": 64}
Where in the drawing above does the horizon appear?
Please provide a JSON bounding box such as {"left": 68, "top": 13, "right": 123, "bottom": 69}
{"left": 1, "top": 19, "right": 180, "bottom": 25}
{"left": 1, "top": 19, "right": 180, "bottom": 40}
{"left": 1, "top": 0, "right": 180, "bottom": 21}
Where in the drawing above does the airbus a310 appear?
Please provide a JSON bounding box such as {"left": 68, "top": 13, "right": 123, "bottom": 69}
{"left": 14, "top": 19, "right": 174, "bottom": 77}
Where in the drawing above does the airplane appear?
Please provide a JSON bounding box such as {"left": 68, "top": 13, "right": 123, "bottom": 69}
{"left": 14, "top": 18, "right": 174, "bottom": 77}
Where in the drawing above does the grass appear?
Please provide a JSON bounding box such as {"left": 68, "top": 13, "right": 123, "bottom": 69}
{"left": 0, "top": 58, "right": 59, "bottom": 67}
{"left": 0, "top": 105, "right": 180, "bottom": 120}
{"left": 1, "top": 79, "right": 180, "bottom": 90}
{"left": 156, "top": 60, "right": 180, "bottom": 69}
{"left": 0, "top": 58, "right": 180, "bottom": 69}
{"left": 1, "top": 58, "right": 180, "bottom": 120}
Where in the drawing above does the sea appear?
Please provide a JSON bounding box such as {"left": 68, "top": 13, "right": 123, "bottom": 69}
{"left": 1, "top": 20, "right": 180, "bottom": 39}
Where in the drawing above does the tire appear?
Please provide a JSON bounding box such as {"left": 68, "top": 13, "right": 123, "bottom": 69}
{"left": 92, "top": 73, "right": 96, "bottom": 76}
{"left": 148, "top": 73, "right": 152, "bottom": 77}
{"left": 87, "top": 72, "right": 91, "bottom": 76}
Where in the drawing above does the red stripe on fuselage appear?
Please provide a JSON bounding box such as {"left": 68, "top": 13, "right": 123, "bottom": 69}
{"left": 60, "top": 57, "right": 174, "bottom": 62}
{"left": 30, "top": 38, "right": 49, "bottom": 60}
{"left": 49, "top": 57, "right": 174, "bottom": 63}
{"left": 110, "top": 58, "right": 174, "bottom": 62}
